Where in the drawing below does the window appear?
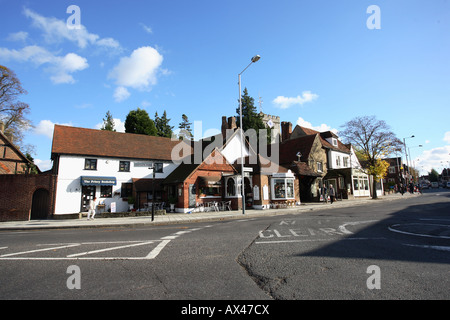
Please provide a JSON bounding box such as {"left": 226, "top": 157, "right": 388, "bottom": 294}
{"left": 226, "top": 178, "right": 236, "bottom": 197}
{"left": 272, "top": 178, "right": 295, "bottom": 200}
{"left": 119, "top": 161, "right": 130, "bottom": 172}
{"left": 100, "top": 186, "right": 112, "bottom": 198}
{"left": 317, "top": 162, "right": 323, "bottom": 172}
{"left": 336, "top": 156, "right": 341, "bottom": 167}
{"left": 332, "top": 138, "right": 338, "bottom": 146}
{"left": 154, "top": 162, "right": 163, "bottom": 173}
{"left": 389, "top": 166, "right": 396, "bottom": 174}
{"left": 84, "top": 158, "right": 97, "bottom": 170}
{"left": 121, "top": 183, "right": 133, "bottom": 198}
{"left": 343, "top": 157, "right": 349, "bottom": 167}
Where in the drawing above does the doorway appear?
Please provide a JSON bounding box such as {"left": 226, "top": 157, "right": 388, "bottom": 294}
{"left": 31, "top": 188, "right": 50, "bottom": 220}
{"left": 81, "top": 186, "right": 96, "bottom": 212}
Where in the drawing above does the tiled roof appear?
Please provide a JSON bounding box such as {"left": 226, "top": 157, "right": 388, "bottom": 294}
{"left": 51, "top": 125, "right": 190, "bottom": 161}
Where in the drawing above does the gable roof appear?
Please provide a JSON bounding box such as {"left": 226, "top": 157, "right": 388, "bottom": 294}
{"left": 291, "top": 125, "right": 350, "bottom": 154}
{"left": 279, "top": 134, "right": 319, "bottom": 164}
{"left": 0, "top": 130, "right": 37, "bottom": 174}
{"left": 51, "top": 125, "right": 190, "bottom": 161}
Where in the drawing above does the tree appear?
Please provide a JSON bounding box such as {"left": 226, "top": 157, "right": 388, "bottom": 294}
{"left": 125, "top": 108, "right": 157, "bottom": 136}
{"left": 178, "top": 113, "right": 193, "bottom": 140}
{"left": 155, "top": 110, "right": 174, "bottom": 138}
{"left": 340, "top": 115, "right": 402, "bottom": 199}
{"left": 0, "top": 65, "right": 32, "bottom": 147}
{"left": 428, "top": 169, "right": 439, "bottom": 182}
{"left": 235, "top": 88, "right": 271, "bottom": 144}
{"left": 100, "top": 110, "right": 116, "bottom": 131}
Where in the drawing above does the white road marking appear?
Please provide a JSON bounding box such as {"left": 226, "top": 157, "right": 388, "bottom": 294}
{"left": 256, "top": 237, "right": 386, "bottom": 244}
{"left": 338, "top": 220, "right": 379, "bottom": 235}
{"left": 67, "top": 241, "right": 156, "bottom": 258}
{"left": 146, "top": 240, "right": 171, "bottom": 259}
{"left": 0, "top": 244, "right": 80, "bottom": 258}
{"left": 403, "top": 244, "right": 450, "bottom": 252}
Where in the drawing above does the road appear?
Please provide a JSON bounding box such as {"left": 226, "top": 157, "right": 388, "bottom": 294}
{"left": 0, "top": 189, "right": 449, "bottom": 304}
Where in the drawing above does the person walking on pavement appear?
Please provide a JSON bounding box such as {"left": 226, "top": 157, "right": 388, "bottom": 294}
{"left": 87, "top": 196, "right": 97, "bottom": 220}
{"left": 329, "top": 184, "right": 336, "bottom": 204}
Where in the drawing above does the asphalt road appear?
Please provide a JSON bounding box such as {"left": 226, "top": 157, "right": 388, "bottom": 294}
{"left": 0, "top": 189, "right": 449, "bottom": 305}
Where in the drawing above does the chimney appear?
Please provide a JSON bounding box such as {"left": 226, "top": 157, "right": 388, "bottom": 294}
{"left": 281, "top": 121, "right": 292, "bottom": 142}
{"left": 228, "top": 116, "right": 237, "bottom": 130}
{"left": 221, "top": 116, "right": 228, "bottom": 140}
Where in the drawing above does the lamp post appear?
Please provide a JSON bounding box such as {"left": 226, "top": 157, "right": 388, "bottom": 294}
{"left": 403, "top": 135, "right": 414, "bottom": 183}
{"left": 238, "top": 55, "right": 260, "bottom": 215}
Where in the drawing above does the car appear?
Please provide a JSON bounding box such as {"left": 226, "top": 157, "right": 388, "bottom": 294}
{"left": 431, "top": 182, "right": 439, "bottom": 188}
{"left": 446, "top": 182, "right": 450, "bottom": 189}
{"left": 421, "top": 183, "right": 429, "bottom": 189}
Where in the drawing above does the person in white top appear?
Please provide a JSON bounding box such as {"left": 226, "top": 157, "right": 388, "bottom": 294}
{"left": 87, "top": 196, "right": 97, "bottom": 220}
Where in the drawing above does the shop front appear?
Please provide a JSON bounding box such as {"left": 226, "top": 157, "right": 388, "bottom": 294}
{"left": 80, "top": 176, "right": 117, "bottom": 212}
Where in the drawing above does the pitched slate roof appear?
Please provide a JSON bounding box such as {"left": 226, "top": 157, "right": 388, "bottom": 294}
{"left": 51, "top": 125, "right": 191, "bottom": 161}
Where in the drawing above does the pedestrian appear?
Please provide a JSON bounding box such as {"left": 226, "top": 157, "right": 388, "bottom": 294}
{"left": 329, "top": 184, "right": 336, "bottom": 204}
{"left": 87, "top": 196, "right": 97, "bottom": 220}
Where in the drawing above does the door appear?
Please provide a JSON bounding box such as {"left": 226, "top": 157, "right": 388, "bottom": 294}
{"left": 31, "top": 188, "right": 50, "bottom": 220}
{"left": 81, "top": 186, "right": 96, "bottom": 212}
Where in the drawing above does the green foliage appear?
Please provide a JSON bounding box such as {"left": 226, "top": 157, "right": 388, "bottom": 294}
{"left": 178, "top": 113, "right": 193, "bottom": 140}
{"left": 101, "top": 110, "right": 116, "bottom": 131}
{"left": 125, "top": 108, "right": 157, "bottom": 136}
{"left": 155, "top": 110, "right": 174, "bottom": 138}
{"left": 235, "top": 88, "right": 271, "bottom": 144}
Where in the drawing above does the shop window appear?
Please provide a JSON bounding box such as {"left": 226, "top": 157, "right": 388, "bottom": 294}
{"left": 272, "top": 178, "right": 295, "bottom": 200}
{"left": 84, "top": 158, "right": 97, "bottom": 170}
{"left": 119, "top": 161, "right": 130, "bottom": 172}
{"left": 100, "top": 185, "right": 112, "bottom": 198}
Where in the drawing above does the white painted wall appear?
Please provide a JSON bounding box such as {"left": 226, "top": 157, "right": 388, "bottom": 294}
{"left": 54, "top": 155, "right": 178, "bottom": 215}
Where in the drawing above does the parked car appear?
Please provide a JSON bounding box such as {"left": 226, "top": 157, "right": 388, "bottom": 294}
{"left": 446, "top": 182, "right": 450, "bottom": 189}
{"left": 431, "top": 182, "right": 439, "bottom": 188}
{"left": 421, "top": 183, "right": 429, "bottom": 189}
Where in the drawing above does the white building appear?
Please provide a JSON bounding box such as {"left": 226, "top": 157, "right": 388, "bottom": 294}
{"left": 51, "top": 125, "right": 184, "bottom": 216}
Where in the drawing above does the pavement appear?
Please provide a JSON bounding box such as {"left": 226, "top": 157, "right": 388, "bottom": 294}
{"left": 0, "top": 193, "right": 420, "bottom": 231}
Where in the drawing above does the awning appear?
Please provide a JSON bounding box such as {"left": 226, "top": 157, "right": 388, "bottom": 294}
{"left": 198, "top": 176, "right": 222, "bottom": 186}
{"left": 81, "top": 176, "right": 117, "bottom": 186}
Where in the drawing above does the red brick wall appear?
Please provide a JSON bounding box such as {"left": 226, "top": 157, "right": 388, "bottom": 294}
{"left": 0, "top": 174, "right": 57, "bottom": 221}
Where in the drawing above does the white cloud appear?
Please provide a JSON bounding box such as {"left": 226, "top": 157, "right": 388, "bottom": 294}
{"left": 113, "top": 87, "right": 131, "bottom": 102}
{"left": 296, "top": 117, "right": 338, "bottom": 134}
{"left": 23, "top": 7, "right": 121, "bottom": 52}
{"left": 34, "top": 120, "right": 73, "bottom": 139}
{"left": 414, "top": 145, "right": 450, "bottom": 175}
{"left": 443, "top": 131, "right": 450, "bottom": 144}
{"left": 95, "top": 118, "right": 125, "bottom": 132}
{"left": 108, "top": 46, "right": 164, "bottom": 90}
{"left": 273, "top": 91, "right": 318, "bottom": 109}
{"left": 140, "top": 23, "right": 153, "bottom": 34}
{"left": 0, "top": 45, "right": 88, "bottom": 84}
{"left": 34, "top": 159, "right": 53, "bottom": 172}
{"left": 7, "top": 31, "right": 29, "bottom": 42}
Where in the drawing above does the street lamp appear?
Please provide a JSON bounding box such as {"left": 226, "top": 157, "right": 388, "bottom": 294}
{"left": 403, "top": 135, "right": 414, "bottom": 183}
{"left": 238, "top": 55, "right": 260, "bottom": 215}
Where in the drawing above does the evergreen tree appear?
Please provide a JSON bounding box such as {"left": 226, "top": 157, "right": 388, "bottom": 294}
{"left": 178, "top": 113, "right": 193, "bottom": 140}
{"left": 236, "top": 88, "right": 271, "bottom": 144}
{"left": 125, "top": 108, "right": 157, "bottom": 136}
{"left": 155, "top": 110, "right": 174, "bottom": 138}
{"left": 101, "top": 110, "right": 116, "bottom": 131}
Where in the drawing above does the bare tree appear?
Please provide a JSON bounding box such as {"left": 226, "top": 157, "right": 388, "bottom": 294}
{"left": 0, "top": 65, "right": 32, "bottom": 147}
{"left": 340, "top": 115, "right": 402, "bottom": 199}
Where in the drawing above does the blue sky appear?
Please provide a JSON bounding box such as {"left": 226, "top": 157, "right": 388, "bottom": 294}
{"left": 1, "top": 0, "right": 449, "bottom": 175}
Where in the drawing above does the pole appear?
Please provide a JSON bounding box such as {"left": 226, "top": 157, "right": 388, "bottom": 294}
{"left": 151, "top": 167, "right": 155, "bottom": 221}
{"left": 239, "top": 73, "right": 245, "bottom": 215}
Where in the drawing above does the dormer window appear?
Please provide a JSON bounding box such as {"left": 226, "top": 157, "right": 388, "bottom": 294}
{"left": 332, "top": 138, "right": 338, "bottom": 147}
